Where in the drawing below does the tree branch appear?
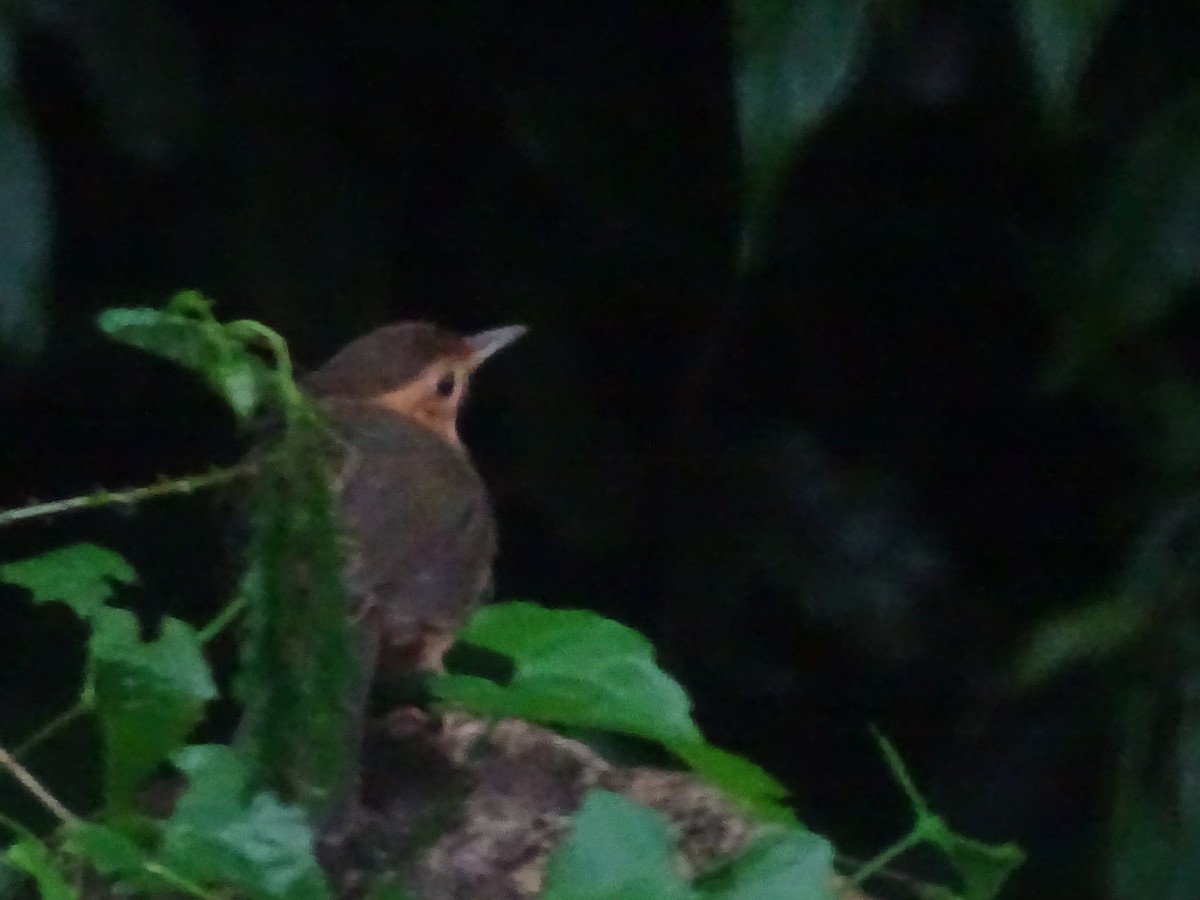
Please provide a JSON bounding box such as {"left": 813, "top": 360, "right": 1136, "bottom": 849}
{"left": 0, "top": 463, "right": 256, "bottom": 528}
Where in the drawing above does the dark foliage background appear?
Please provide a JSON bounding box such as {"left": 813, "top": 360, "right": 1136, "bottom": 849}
{"left": 2, "top": 0, "right": 1199, "bottom": 896}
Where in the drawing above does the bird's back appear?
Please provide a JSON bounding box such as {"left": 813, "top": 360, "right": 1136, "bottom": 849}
{"left": 321, "top": 399, "right": 497, "bottom": 667}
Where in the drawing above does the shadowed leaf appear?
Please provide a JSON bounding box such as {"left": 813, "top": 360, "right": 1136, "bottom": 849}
{"left": 1012, "top": 594, "right": 1148, "bottom": 688}
{"left": 733, "top": 0, "right": 868, "bottom": 266}
{"left": 5, "top": 839, "right": 76, "bottom": 900}
{"left": 1051, "top": 92, "right": 1200, "bottom": 383}
{"left": 1015, "top": 0, "right": 1118, "bottom": 119}
{"left": 161, "top": 745, "right": 332, "bottom": 900}
{"left": 0, "top": 34, "right": 52, "bottom": 360}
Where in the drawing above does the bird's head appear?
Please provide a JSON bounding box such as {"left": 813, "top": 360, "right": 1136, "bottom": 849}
{"left": 304, "top": 322, "right": 526, "bottom": 446}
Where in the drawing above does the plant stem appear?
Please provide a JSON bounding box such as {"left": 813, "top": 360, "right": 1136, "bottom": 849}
{"left": 141, "top": 861, "right": 220, "bottom": 900}
{"left": 199, "top": 594, "right": 247, "bottom": 644}
{"left": 0, "top": 746, "right": 79, "bottom": 825}
{"left": 0, "top": 462, "right": 256, "bottom": 528}
{"left": 848, "top": 832, "right": 921, "bottom": 888}
{"left": 0, "top": 810, "right": 36, "bottom": 841}
{"left": 13, "top": 701, "right": 90, "bottom": 760}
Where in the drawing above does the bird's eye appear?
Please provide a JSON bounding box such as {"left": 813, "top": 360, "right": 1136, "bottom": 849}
{"left": 435, "top": 372, "right": 457, "bottom": 397}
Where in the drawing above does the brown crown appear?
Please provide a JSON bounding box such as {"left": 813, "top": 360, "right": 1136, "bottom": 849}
{"left": 303, "top": 322, "right": 469, "bottom": 399}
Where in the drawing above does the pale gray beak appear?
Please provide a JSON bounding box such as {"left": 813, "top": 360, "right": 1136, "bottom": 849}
{"left": 465, "top": 324, "right": 528, "bottom": 363}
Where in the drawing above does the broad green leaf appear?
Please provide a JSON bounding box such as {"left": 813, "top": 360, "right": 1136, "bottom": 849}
{"left": 1012, "top": 594, "right": 1148, "bottom": 688}
{"left": 733, "top": 0, "right": 868, "bottom": 266}
{"left": 0, "top": 39, "right": 52, "bottom": 361}
{"left": 435, "top": 603, "right": 700, "bottom": 745}
{"left": 90, "top": 608, "right": 217, "bottom": 812}
{"left": 5, "top": 839, "right": 76, "bottom": 900}
{"left": 434, "top": 602, "right": 789, "bottom": 811}
{"left": 97, "top": 291, "right": 273, "bottom": 420}
{"left": 542, "top": 790, "right": 695, "bottom": 900}
{"left": 169, "top": 744, "right": 254, "bottom": 820}
{"left": 233, "top": 411, "right": 360, "bottom": 817}
{"left": 696, "top": 829, "right": 834, "bottom": 900}
{"left": 162, "top": 745, "right": 332, "bottom": 900}
{"left": 1015, "top": 0, "right": 1118, "bottom": 118}
{"left": 0, "top": 543, "right": 137, "bottom": 618}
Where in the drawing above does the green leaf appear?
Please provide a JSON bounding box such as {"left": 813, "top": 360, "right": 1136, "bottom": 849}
{"left": 542, "top": 790, "right": 695, "bottom": 900}
{"left": 0, "top": 543, "right": 137, "bottom": 618}
{"left": 872, "top": 731, "right": 1023, "bottom": 900}
{"left": 436, "top": 603, "right": 700, "bottom": 745}
{"left": 63, "top": 823, "right": 146, "bottom": 878}
{"left": 733, "top": 0, "right": 869, "bottom": 266}
{"left": 170, "top": 743, "right": 254, "bottom": 816}
{"left": 696, "top": 829, "right": 834, "bottom": 900}
{"left": 0, "top": 39, "right": 53, "bottom": 361}
{"left": 1051, "top": 92, "right": 1200, "bottom": 383}
{"left": 937, "top": 832, "right": 1025, "bottom": 900}
{"left": 90, "top": 608, "right": 217, "bottom": 812}
{"left": 60, "top": 822, "right": 185, "bottom": 894}
{"left": 5, "top": 839, "right": 76, "bottom": 900}
{"left": 1014, "top": 0, "right": 1118, "bottom": 119}
{"left": 1012, "top": 594, "right": 1148, "bottom": 688}
{"left": 434, "top": 603, "right": 789, "bottom": 812}
{"left": 673, "top": 743, "right": 792, "bottom": 820}
{"left": 161, "top": 745, "right": 333, "bottom": 900}
{"left": 97, "top": 291, "right": 274, "bottom": 420}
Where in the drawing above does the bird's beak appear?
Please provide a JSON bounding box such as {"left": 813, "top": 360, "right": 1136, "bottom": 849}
{"left": 465, "top": 324, "right": 528, "bottom": 364}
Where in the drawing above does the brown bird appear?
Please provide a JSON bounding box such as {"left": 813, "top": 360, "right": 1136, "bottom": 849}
{"left": 303, "top": 321, "right": 526, "bottom": 680}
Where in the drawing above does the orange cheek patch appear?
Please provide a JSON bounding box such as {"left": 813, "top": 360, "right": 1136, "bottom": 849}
{"left": 370, "top": 387, "right": 463, "bottom": 447}
{"left": 373, "top": 382, "right": 426, "bottom": 418}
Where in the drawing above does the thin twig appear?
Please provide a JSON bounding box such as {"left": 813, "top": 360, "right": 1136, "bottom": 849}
{"left": 13, "top": 702, "right": 89, "bottom": 761}
{"left": 848, "top": 833, "right": 922, "bottom": 888}
{"left": 837, "top": 851, "right": 935, "bottom": 896}
{"left": 0, "top": 462, "right": 256, "bottom": 528}
{"left": 141, "top": 861, "right": 220, "bottom": 900}
{"left": 199, "top": 594, "right": 248, "bottom": 644}
{"left": 0, "top": 810, "right": 37, "bottom": 840}
{"left": 0, "top": 745, "right": 80, "bottom": 825}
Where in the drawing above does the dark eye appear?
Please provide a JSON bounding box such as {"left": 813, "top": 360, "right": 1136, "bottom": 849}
{"left": 435, "top": 373, "right": 457, "bottom": 397}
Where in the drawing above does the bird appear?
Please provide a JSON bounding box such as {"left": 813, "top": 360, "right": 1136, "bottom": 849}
{"left": 303, "top": 321, "right": 526, "bottom": 683}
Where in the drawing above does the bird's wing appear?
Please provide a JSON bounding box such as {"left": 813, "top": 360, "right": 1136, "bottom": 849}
{"left": 336, "top": 438, "right": 497, "bottom": 644}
